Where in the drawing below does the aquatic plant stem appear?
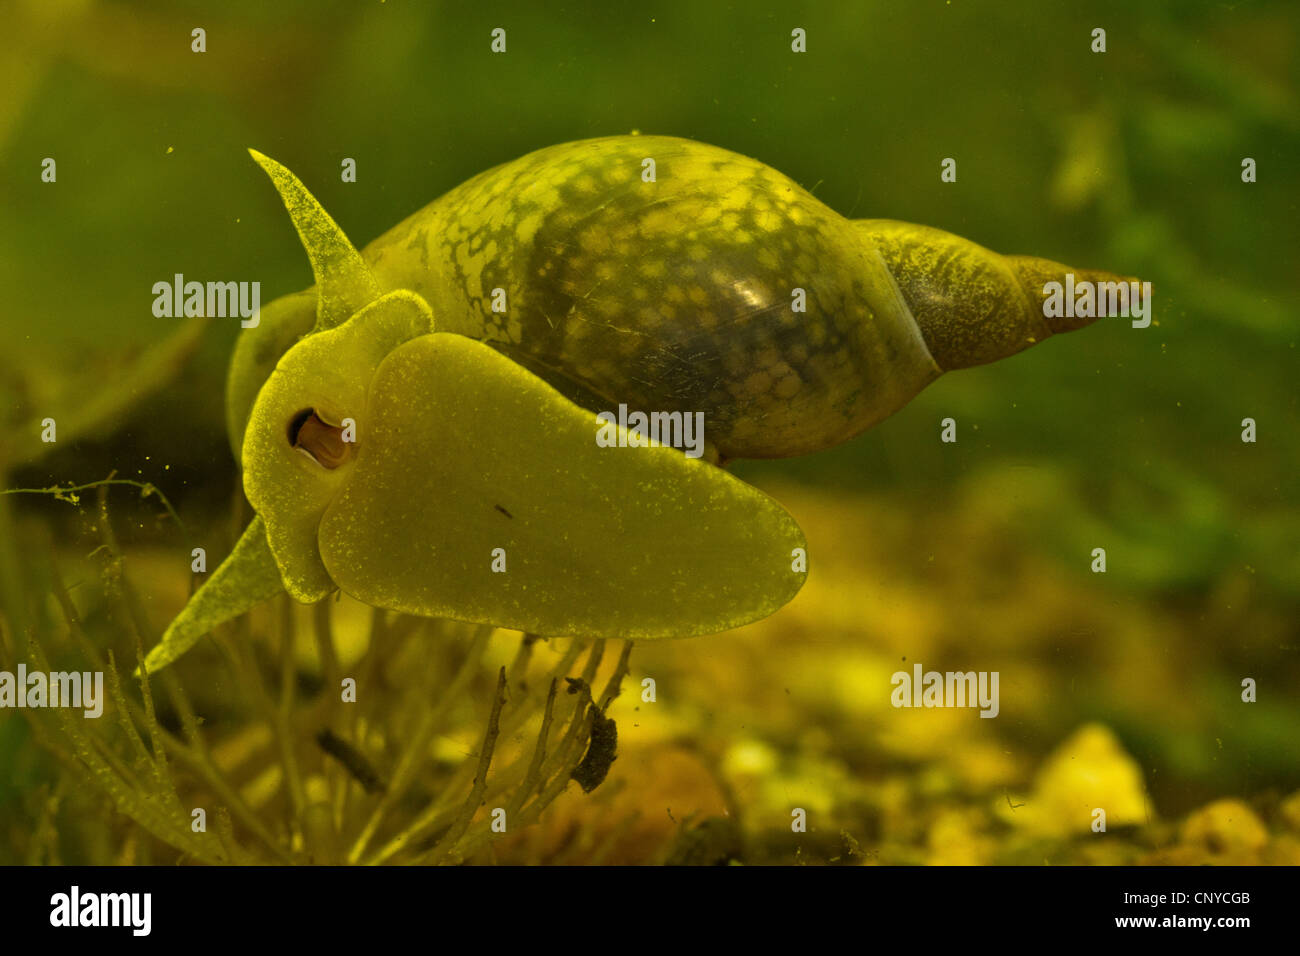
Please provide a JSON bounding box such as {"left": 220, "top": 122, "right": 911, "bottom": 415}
{"left": 2, "top": 477, "right": 186, "bottom": 535}
{"left": 45, "top": 550, "right": 295, "bottom": 862}
{"left": 418, "top": 668, "right": 509, "bottom": 864}
{"left": 346, "top": 624, "right": 491, "bottom": 863}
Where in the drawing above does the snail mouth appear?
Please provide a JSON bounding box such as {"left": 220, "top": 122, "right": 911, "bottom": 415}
{"left": 288, "top": 408, "right": 354, "bottom": 469}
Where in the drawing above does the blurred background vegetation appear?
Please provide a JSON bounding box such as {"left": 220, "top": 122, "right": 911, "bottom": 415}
{"left": 0, "top": 0, "right": 1296, "bottom": 864}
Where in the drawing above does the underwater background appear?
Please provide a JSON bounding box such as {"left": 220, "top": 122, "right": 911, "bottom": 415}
{"left": 0, "top": 0, "right": 1297, "bottom": 864}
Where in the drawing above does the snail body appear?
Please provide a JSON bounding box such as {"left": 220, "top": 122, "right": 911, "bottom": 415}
{"left": 148, "top": 137, "right": 1128, "bottom": 673}
{"left": 230, "top": 136, "right": 1119, "bottom": 462}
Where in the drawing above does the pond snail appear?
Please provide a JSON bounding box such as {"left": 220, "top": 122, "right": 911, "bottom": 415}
{"left": 229, "top": 135, "right": 1123, "bottom": 463}
{"left": 145, "top": 135, "right": 1127, "bottom": 672}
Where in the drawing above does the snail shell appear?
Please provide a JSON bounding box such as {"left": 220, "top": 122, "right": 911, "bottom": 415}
{"left": 230, "top": 135, "right": 1124, "bottom": 462}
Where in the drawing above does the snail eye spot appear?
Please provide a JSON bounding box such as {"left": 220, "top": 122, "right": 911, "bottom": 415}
{"left": 288, "top": 408, "right": 353, "bottom": 469}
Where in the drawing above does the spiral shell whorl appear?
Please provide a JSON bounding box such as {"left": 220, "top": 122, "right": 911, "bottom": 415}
{"left": 862, "top": 219, "right": 1119, "bottom": 372}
